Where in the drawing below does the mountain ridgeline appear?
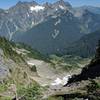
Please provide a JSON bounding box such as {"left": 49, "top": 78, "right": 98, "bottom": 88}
{"left": 0, "top": 0, "right": 100, "bottom": 55}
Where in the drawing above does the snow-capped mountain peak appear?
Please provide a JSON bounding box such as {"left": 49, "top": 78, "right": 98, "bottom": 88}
{"left": 59, "top": 5, "right": 65, "bottom": 10}
{"left": 30, "top": 5, "right": 45, "bottom": 12}
{"left": 51, "top": 0, "right": 72, "bottom": 11}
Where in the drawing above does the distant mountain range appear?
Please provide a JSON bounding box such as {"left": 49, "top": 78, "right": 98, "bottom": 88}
{"left": 0, "top": 0, "right": 100, "bottom": 55}
{"left": 75, "top": 6, "right": 100, "bottom": 15}
{"left": 64, "top": 29, "right": 100, "bottom": 57}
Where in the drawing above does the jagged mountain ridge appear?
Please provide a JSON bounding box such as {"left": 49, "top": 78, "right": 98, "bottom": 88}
{"left": 0, "top": 0, "right": 100, "bottom": 54}
{"left": 0, "top": 0, "right": 72, "bottom": 39}
{"left": 0, "top": 0, "right": 100, "bottom": 39}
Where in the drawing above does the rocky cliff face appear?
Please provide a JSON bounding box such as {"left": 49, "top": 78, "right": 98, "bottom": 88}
{"left": 68, "top": 40, "right": 100, "bottom": 83}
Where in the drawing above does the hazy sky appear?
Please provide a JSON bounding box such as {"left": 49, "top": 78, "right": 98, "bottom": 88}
{"left": 0, "top": 0, "right": 100, "bottom": 9}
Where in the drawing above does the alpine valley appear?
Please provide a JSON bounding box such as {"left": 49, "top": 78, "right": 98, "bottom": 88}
{"left": 0, "top": 0, "right": 100, "bottom": 100}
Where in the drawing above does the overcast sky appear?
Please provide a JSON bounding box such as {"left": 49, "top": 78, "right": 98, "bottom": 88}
{"left": 0, "top": 0, "right": 100, "bottom": 9}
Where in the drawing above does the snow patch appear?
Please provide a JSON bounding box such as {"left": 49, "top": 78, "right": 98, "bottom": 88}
{"left": 51, "top": 78, "right": 62, "bottom": 86}
{"left": 52, "top": 29, "right": 60, "bottom": 39}
{"left": 56, "top": 8, "right": 58, "bottom": 11}
{"left": 54, "top": 19, "right": 61, "bottom": 26}
{"left": 27, "top": 61, "right": 35, "bottom": 66}
{"left": 51, "top": 15, "right": 57, "bottom": 19}
{"left": 32, "top": 21, "right": 35, "bottom": 25}
{"left": 50, "top": 75, "right": 71, "bottom": 90}
{"left": 62, "top": 75, "right": 71, "bottom": 85}
{"left": 30, "top": 5, "right": 45, "bottom": 12}
{"left": 27, "top": 12, "right": 29, "bottom": 17}
{"left": 59, "top": 5, "right": 65, "bottom": 10}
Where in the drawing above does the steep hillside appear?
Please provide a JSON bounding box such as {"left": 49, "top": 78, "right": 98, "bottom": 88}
{"left": 13, "top": 10, "right": 83, "bottom": 54}
{"left": 14, "top": 43, "right": 48, "bottom": 61}
{"left": 0, "top": 37, "right": 42, "bottom": 100}
{"left": 65, "top": 29, "right": 100, "bottom": 57}
{"left": 68, "top": 40, "right": 100, "bottom": 83}
{"left": 0, "top": 36, "right": 91, "bottom": 99}
{"left": 79, "top": 10, "right": 100, "bottom": 33}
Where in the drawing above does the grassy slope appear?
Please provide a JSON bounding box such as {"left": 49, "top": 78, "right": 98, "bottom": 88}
{"left": 49, "top": 54, "right": 90, "bottom": 72}
{"left": 0, "top": 37, "right": 42, "bottom": 99}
